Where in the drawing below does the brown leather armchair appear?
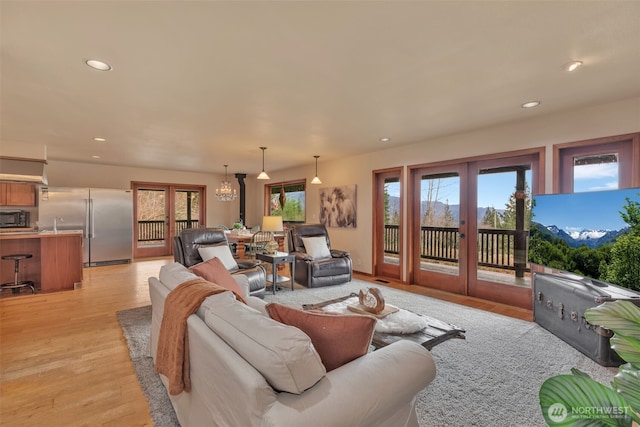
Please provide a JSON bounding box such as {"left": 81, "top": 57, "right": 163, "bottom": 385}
{"left": 288, "top": 223, "right": 352, "bottom": 288}
{"left": 173, "top": 228, "right": 267, "bottom": 298}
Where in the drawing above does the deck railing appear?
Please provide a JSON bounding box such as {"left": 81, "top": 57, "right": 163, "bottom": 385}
{"left": 137, "top": 220, "right": 200, "bottom": 242}
{"left": 139, "top": 221, "right": 527, "bottom": 274}
{"left": 383, "top": 224, "right": 529, "bottom": 275}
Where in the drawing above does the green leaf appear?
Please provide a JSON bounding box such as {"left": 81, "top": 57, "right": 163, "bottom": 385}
{"left": 540, "top": 374, "right": 634, "bottom": 426}
{"left": 610, "top": 336, "right": 640, "bottom": 365}
{"left": 613, "top": 365, "right": 640, "bottom": 421}
{"left": 584, "top": 301, "right": 640, "bottom": 340}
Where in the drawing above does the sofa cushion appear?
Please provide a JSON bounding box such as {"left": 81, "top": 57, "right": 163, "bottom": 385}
{"left": 189, "top": 257, "right": 244, "bottom": 299}
{"left": 266, "top": 303, "right": 376, "bottom": 371}
{"left": 159, "top": 262, "right": 200, "bottom": 291}
{"left": 198, "top": 245, "right": 239, "bottom": 270}
{"left": 301, "top": 236, "right": 331, "bottom": 260}
{"left": 202, "top": 293, "right": 326, "bottom": 394}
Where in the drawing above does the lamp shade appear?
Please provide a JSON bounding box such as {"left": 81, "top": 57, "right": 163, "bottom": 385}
{"left": 262, "top": 215, "right": 283, "bottom": 232}
{"left": 257, "top": 146, "right": 270, "bottom": 180}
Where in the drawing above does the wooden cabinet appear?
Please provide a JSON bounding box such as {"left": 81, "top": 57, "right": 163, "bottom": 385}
{"left": 0, "top": 183, "right": 36, "bottom": 206}
{"left": 0, "top": 232, "right": 83, "bottom": 293}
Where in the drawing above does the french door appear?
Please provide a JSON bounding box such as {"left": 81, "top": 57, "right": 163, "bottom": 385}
{"left": 409, "top": 150, "right": 542, "bottom": 309}
{"left": 373, "top": 168, "right": 403, "bottom": 280}
{"left": 133, "top": 182, "right": 206, "bottom": 258}
{"left": 411, "top": 163, "right": 468, "bottom": 294}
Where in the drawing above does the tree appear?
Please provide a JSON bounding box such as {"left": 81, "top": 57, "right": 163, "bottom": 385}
{"left": 619, "top": 195, "right": 640, "bottom": 234}
{"left": 500, "top": 181, "right": 531, "bottom": 230}
{"left": 481, "top": 207, "right": 500, "bottom": 228}
{"left": 383, "top": 184, "right": 390, "bottom": 224}
{"left": 601, "top": 195, "right": 640, "bottom": 290}
{"left": 442, "top": 200, "right": 456, "bottom": 227}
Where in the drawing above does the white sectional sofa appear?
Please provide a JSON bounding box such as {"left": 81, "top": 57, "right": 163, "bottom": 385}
{"left": 148, "top": 262, "right": 437, "bottom": 427}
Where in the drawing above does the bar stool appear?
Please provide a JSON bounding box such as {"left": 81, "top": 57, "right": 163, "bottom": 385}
{"left": 1, "top": 254, "right": 36, "bottom": 294}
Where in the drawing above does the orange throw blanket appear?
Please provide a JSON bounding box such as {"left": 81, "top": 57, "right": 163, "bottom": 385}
{"left": 155, "top": 278, "right": 237, "bottom": 395}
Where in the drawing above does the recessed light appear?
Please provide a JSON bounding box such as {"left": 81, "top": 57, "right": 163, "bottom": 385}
{"left": 93, "top": 137, "right": 107, "bottom": 142}
{"left": 91, "top": 155, "right": 101, "bottom": 159}
{"left": 85, "top": 59, "right": 112, "bottom": 71}
{"left": 380, "top": 137, "right": 391, "bottom": 143}
{"left": 521, "top": 101, "right": 541, "bottom": 109}
{"left": 562, "top": 61, "right": 583, "bottom": 72}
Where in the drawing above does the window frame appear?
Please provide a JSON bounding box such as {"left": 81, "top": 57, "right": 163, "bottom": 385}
{"left": 553, "top": 132, "right": 640, "bottom": 193}
{"left": 263, "top": 179, "right": 307, "bottom": 225}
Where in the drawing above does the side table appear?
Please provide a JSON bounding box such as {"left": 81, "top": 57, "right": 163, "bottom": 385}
{"left": 256, "top": 251, "right": 295, "bottom": 295}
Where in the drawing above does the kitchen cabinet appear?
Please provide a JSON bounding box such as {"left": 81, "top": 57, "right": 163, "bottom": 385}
{"left": 0, "top": 231, "right": 83, "bottom": 293}
{"left": 0, "top": 183, "right": 36, "bottom": 206}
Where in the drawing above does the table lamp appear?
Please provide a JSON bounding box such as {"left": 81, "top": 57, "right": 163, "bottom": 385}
{"left": 262, "top": 215, "right": 283, "bottom": 254}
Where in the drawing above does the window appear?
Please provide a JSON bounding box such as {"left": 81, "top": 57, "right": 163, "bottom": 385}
{"left": 554, "top": 133, "right": 640, "bottom": 193}
{"left": 265, "top": 180, "right": 306, "bottom": 223}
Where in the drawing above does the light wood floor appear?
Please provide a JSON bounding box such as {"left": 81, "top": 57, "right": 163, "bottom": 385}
{"left": 0, "top": 257, "right": 532, "bottom": 426}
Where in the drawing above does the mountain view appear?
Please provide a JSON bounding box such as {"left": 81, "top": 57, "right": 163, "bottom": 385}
{"left": 387, "top": 196, "right": 505, "bottom": 224}
{"left": 531, "top": 222, "right": 628, "bottom": 249}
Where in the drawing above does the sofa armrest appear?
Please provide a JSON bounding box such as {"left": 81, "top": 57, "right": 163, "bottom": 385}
{"left": 330, "top": 249, "right": 349, "bottom": 258}
{"left": 267, "top": 340, "right": 435, "bottom": 426}
{"left": 231, "top": 264, "right": 267, "bottom": 298}
{"left": 291, "top": 251, "right": 312, "bottom": 261}
{"left": 237, "top": 259, "right": 262, "bottom": 269}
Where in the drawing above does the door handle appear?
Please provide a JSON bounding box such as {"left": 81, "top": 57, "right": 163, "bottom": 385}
{"left": 460, "top": 233, "right": 465, "bottom": 239}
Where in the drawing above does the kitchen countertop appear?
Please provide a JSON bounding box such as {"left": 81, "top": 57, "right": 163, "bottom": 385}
{"left": 0, "top": 230, "right": 83, "bottom": 239}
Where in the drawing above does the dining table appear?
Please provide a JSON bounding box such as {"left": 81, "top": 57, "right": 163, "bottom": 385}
{"left": 225, "top": 231, "right": 286, "bottom": 259}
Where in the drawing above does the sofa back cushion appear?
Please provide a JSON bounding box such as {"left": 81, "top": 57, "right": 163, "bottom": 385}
{"left": 189, "top": 257, "right": 244, "bottom": 300}
{"left": 301, "top": 236, "right": 331, "bottom": 260}
{"left": 202, "top": 293, "right": 326, "bottom": 394}
{"left": 198, "top": 245, "right": 238, "bottom": 270}
{"left": 159, "top": 262, "right": 200, "bottom": 291}
{"left": 178, "top": 228, "right": 229, "bottom": 267}
{"left": 266, "top": 303, "right": 376, "bottom": 371}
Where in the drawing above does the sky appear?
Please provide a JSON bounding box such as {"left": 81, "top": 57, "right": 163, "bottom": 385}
{"left": 387, "top": 162, "right": 623, "bottom": 212}
{"left": 533, "top": 188, "right": 640, "bottom": 231}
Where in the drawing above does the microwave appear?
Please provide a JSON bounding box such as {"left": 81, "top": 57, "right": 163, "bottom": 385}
{"left": 0, "top": 210, "right": 30, "bottom": 228}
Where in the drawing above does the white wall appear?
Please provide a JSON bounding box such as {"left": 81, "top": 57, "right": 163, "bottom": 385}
{"left": 17, "top": 96, "right": 640, "bottom": 276}
{"left": 261, "top": 97, "right": 640, "bottom": 277}
{"left": 42, "top": 160, "right": 252, "bottom": 227}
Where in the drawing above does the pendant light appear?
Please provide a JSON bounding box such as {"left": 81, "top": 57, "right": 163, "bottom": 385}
{"left": 257, "top": 147, "right": 270, "bottom": 180}
{"left": 310, "top": 155, "right": 322, "bottom": 184}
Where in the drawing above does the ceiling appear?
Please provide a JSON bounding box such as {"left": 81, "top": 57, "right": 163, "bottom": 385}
{"left": 2, "top": 1, "right": 639, "bottom": 176}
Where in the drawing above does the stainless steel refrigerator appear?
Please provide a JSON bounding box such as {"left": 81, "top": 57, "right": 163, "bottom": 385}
{"left": 38, "top": 187, "right": 133, "bottom": 267}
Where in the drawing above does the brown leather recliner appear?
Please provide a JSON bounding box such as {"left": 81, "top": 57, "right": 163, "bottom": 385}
{"left": 173, "top": 228, "right": 267, "bottom": 298}
{"left": 288, "top": 223, "right": 352, "bottom": 288}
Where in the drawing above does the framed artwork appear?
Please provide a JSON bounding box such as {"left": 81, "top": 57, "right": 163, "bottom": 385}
{"left": 319, "top": 185, "right": 357, "bottom": 228}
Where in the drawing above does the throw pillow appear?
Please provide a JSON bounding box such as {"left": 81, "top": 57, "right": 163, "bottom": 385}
{"left": 301, "top": 236, "right": 331, "bottom": 260}
{"left": 202, "top": 293, "right": 326, "bottom": 394}
{"left": 266, "top": 303, "right": 376, "bottom": 371}
{"left": 198, "top": 245, "right": 239, "bottom": 270}
{"left": 189, "top": 257, "right": 244, "bottom": 300}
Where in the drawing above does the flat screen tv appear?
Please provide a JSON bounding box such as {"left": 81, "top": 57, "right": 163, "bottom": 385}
{"left": 529, "top": 187, "right": 640, "bottom": 291}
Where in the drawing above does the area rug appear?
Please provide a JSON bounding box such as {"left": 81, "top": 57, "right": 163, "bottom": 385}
{"left": 118, "top": 280, "right": 617, "bottom": 427}
{"left": 117, "top": 305, "right": 179, "bottom": 427}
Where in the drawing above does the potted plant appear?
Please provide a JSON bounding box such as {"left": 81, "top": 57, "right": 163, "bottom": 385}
{"left": 232, "top": 222, "right": 243, "bottom": 235}
{"left": 539, "top": 300, "right": 640, "bottom": 426}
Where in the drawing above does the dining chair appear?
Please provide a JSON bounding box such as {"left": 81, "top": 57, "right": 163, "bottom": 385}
{"left": 245, "top": 231, "right": 271, "bottom": 258}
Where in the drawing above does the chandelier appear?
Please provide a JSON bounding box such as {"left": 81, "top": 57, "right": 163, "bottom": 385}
{"left": 215, "top": 165, "right": 237, "bottom": 202}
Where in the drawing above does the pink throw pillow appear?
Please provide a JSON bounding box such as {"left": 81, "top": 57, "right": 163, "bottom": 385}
{"left": 266, "top": 303, "right": 376, "bottom": 371}
{"left": 189, "top": 257, "right": 244, "bottom": 301}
